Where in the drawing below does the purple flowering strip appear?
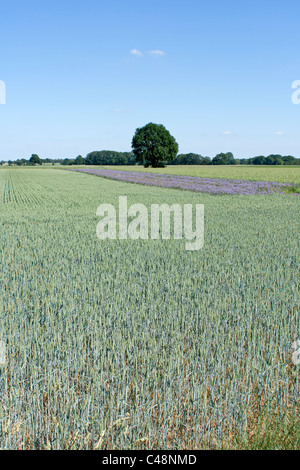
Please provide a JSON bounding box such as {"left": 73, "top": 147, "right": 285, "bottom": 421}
{"left": 67, "top": 168, "right": 297, "bottom": 195}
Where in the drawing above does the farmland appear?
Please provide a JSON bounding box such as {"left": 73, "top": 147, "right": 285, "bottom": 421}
{"left": 0, "top": 168, "right": 299, "bottom": 449}
{"left": 68, "top": 167, "right": 300, "bottom": 195}
{"left": 95, "top": 165, "right": 300, "bottom": 185}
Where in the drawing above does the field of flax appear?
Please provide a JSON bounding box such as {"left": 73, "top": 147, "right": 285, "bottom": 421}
{"left": 0, "top": 168, "right": 299, "bottom": 450}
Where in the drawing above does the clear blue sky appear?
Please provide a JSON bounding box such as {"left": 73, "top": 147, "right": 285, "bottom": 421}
{"left": 1, "top": 0, "right": 300, "bottom": 160}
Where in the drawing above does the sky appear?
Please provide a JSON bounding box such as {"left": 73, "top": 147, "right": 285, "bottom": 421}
{"left": 0, "top": 0, "right": 300, "bottom": 161}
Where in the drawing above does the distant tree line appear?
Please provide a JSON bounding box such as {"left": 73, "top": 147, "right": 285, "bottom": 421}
{"left": 60, "top": 151, "right": 136, "bottom": 166}
{"left": 168, "top": 153, "right": 212, "bottom": 165}
{"left": 3, "top": 154, "right": 66, "bottom": 166}
{"left": 240, "top": 154, "right": 299, "bottom": 165}
{"left": 168, "top": 152, "right": 300, "bottom": 165}
{"left": 1, "top": 151, "right": 299, "bottom": 167}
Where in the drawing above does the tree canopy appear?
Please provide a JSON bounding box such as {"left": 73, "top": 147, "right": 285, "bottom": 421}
{"left": 169, "top": 153, "right": 211, "bottom": 165}
{"left": 85, "top": 151, "right": 135, "bottom": 166}
{"left": 131, "top": 123, "right": 178, "bottom": 168}
{"left": 29, "top": 154, "right": 42, "bottom": 165}
{"left": 212, "top": 152, "right": 236, "bottom": 165}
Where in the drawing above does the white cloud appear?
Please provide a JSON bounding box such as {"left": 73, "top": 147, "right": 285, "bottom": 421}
{"left": 130, "top": 49, "right": 143, "bottom": 56}
{"left": 222, "top": 131, "right": 231, "bottom": 135}
{"left": 275, "top": 131, "right": 284, "bottom": 135}
{"left": 148, "top": 49, "right": 166, "bottom": 56}
{"left": 113, "top": 108, "right": 133, "bottom": 113}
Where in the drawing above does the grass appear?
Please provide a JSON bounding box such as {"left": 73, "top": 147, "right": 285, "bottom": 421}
{"left": 222, "top": 405, "right": 300, "bottom": 450}
{"left": 0, "top": 168, "right": 299, "bottom": 449}
{"left": 284, "top": 184, "right": 300, "bottom": 194}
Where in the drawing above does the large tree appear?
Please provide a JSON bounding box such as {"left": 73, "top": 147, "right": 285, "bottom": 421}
{"left": 29, "top": 154, "right": 42, "bottom": 165}
{"left": 131, "top": 123, "right": 178, "bottom": 168}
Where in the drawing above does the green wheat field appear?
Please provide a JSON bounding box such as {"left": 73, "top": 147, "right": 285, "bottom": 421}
{"left": 0, "top": 167, "right": 299, "bottom": 449}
